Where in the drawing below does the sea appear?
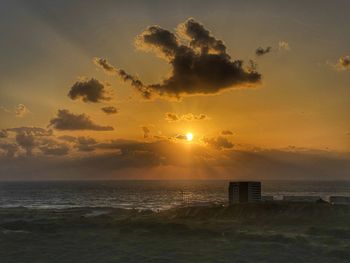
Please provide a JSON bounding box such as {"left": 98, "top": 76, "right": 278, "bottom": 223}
{"left": 0, "top": 180, "right": 349, "bottom": 210}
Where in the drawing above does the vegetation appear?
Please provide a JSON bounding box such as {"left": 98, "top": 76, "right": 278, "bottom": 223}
{"left": 1, "top": 203, "right": 349, "bottom": 263}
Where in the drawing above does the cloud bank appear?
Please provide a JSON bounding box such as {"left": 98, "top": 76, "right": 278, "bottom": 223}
{"left": 0, "top": 137, "right": 349, "bottom": 180}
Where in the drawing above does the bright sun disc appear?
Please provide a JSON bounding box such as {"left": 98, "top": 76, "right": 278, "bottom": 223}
{"left": 186, "top": 133, "right": 193, "bottom": 141}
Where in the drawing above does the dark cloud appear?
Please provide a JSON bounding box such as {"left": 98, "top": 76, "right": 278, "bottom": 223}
{"left": 0, "top": 131, "right": 98, "bottom": 157}
{"left": 68, "top": 78, "right": 111, "bottom": 103}
{"left": 175, "top": 134, "right": 187, "bottom": 140}
{"left": 203, "top": 136, "right": 233, "bottom": 150}
{"left": 78, "top": 137, "right": 97, "bottom": 145}
{"left": 181, "top": 113, "right": 208, "bottom": 121}
{"left": 57, "top": 135, "right": 77, "bottom": 143}
{"left": 221, "top": 130, "right": 234, "bottom": 135}
{"left": 255, "top": 46, "right": 272, "bottom": 56}
{"left": 7, "top": 127, "right": 53, "bottom": 136}
{"left": 334, "top": 55, "right": 350, "bottom": 70}
{"left": 136, "top": 26, "right": 179, "bottom": 58}
{"left": 94, "top": 139, "right": 205, "bottom": 167}
{"left": 93, "top": 58, "right": 116, "bottom": 74}
{"left": 38, "top": 137, "right": 71, "bottom": 152}
{"left": 101, "top": 106, "right": 118, "bottom": 114}
{"left": 49, "top": 109, "right": 114, "bottom": 131}
{"left": 165, "top": 112, "right": 179, "bottom": 122}
{"left": 15, "top": 132, "right": 36, "bottom": 156}
{"left": 55, "top": 135, "right": 97, "bottom": 152}
{"left": 165, "top": 112, "right": 208, "bottom": 122}
{"left": 75, "top": 136, "right": 98, "bottom": 152}
{"left": 3, "top": 127, "right": 54, "bottom": 156}
{"left": 40, "top": 135, "right": 96, "bottom": 153}
{"left": 39, "top": 144, "right": 69, "bottom": 156}
{"left": 0, "top": 142, "right": 18, "bottom": 157}
{"left": 141, "top": 126, "right": 151, "bottom": 138}
{"left": 93, "top": 58, "right": 152, "bottom": 99}
{"left": 139, "top": 18, "right": 261, "bottom": 98}
{"left": 95, "top": 18, "right": 261, "bottom": 99}
{"left": 96, "top": 139, "right": 142, "bottom": 150}
{"left": 0, "top": 130, "right": 8, "bottom": 138}
{"left": 198, "top": 114, "right": 207, "bottom": 120}
{"left": 177, "top": 18, "right": 227, "bottom": 55}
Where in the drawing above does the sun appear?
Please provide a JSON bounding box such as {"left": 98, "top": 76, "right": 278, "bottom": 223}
{"left": 186, "top": 132, "right": 193, "bottom": 141}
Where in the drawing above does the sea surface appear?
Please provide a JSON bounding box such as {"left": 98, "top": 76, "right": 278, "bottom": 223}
{"left": 0, "top": 180, "right": 349, "bottom": 210}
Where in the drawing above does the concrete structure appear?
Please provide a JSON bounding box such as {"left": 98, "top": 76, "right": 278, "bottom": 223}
{"left": 330, "top": 196, "right": 350, "bottom": 205}
{"left": 228, "top": 181, "right": 261, "bottom": 204}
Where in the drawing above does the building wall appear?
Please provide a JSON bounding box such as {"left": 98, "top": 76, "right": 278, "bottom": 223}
{"left": 229, "top": 182, "right": 261, "bottom": 204}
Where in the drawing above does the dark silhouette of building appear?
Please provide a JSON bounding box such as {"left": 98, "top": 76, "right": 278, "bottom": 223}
{"left": 228, "top": 181, "right": 261, "bottom": 204}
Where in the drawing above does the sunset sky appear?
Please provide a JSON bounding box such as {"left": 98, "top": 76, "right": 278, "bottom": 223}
{"left": 0, "top": 0, "right": 349, "bottom": 180}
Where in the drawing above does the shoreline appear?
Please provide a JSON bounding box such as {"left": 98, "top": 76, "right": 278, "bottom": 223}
{"left": 0, "top": 198, "right": 349, "bottom": 211}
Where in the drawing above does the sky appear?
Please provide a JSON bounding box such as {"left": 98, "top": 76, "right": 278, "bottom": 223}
{"left": 0, "top": 0, "right": 349, "bottom": 180}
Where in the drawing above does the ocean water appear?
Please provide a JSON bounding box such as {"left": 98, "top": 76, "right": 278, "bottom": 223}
{"left": 0, "top": 180, "right": 349, "bottom": 210}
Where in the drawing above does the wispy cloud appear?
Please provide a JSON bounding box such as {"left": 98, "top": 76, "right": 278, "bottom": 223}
{"left": 333, "top": 55, "right": 350, "bottom": 71}
{"left": 101, "top": 106, "right": 118, "bottom": 114}
{"left": 278, "top": 41, "right": 290, "bottom": 51}
{"left": 165, "top": 112, "right": 209, "bottom": 122}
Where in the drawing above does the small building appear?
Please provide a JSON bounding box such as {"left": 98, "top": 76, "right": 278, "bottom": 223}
{"left": 329, "top": 196, "right": 350, "bottom": 205}
{"left": 228, "top": 181, "right": 261, "bottom": 204}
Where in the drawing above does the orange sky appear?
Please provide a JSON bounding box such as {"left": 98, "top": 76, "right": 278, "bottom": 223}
{"left": 0, "top": 1, "right": 349, "bottom": 180}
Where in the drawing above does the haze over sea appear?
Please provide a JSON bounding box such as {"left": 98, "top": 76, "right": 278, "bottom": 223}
{"left": 0, "top": 180, "right": 349, "bottom": 210}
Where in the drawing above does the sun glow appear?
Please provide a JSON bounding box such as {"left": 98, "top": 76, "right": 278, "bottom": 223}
{"left": 186, "top": 132, "right": 193, "bottom": 141}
